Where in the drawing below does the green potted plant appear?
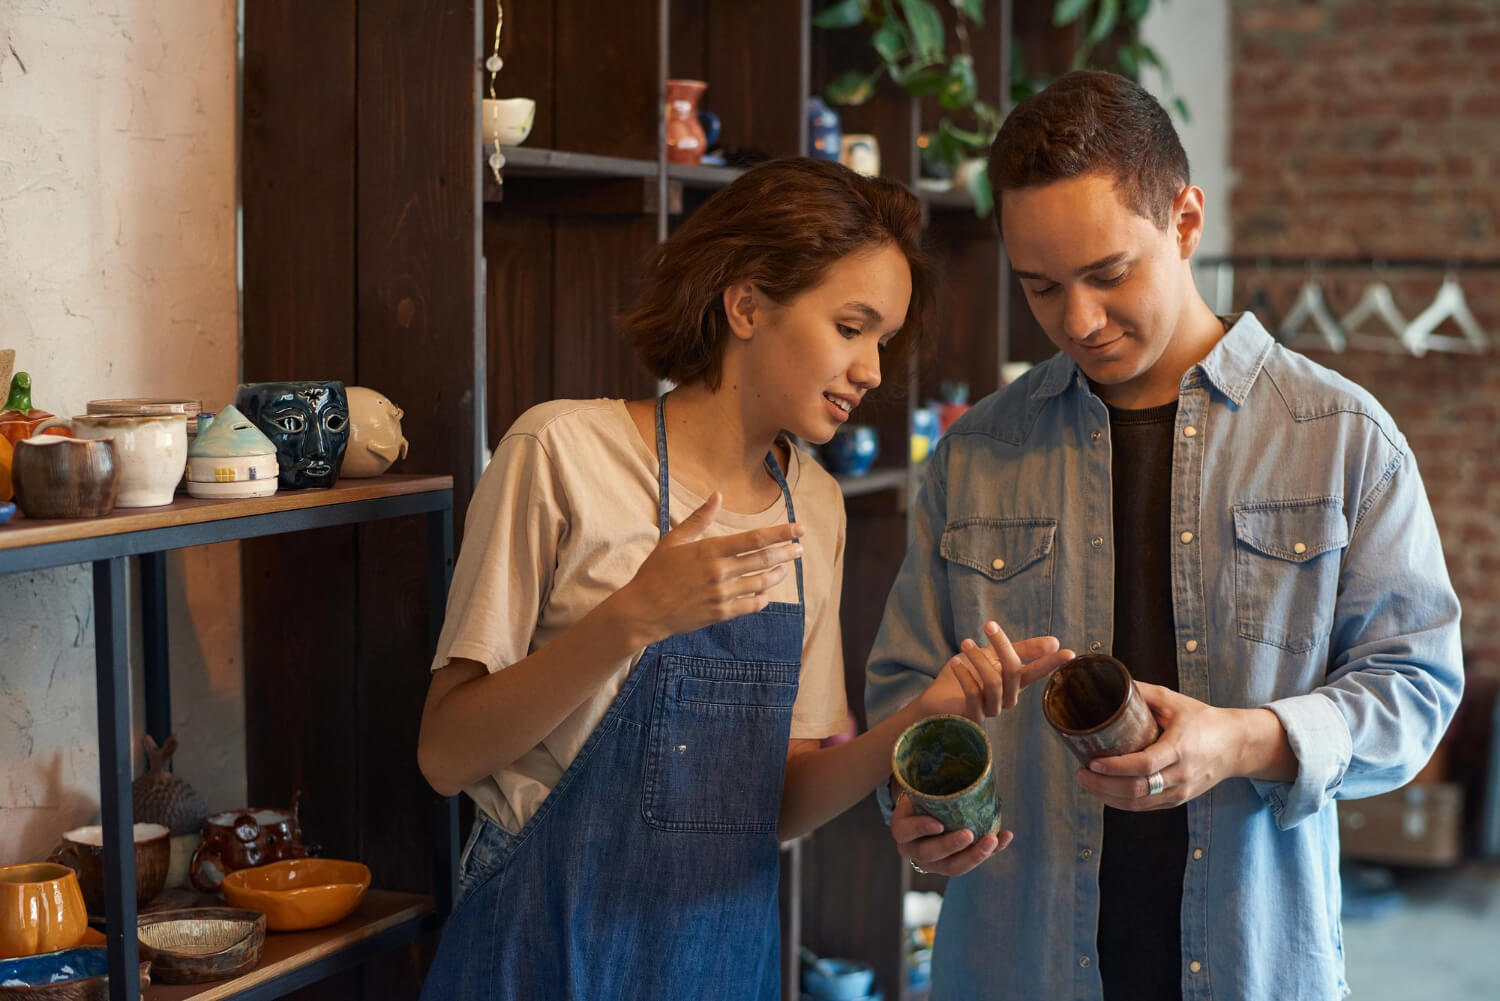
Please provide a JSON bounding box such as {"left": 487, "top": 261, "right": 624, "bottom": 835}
{"left": 814, "top": 0, "right": 1188, "bottom": 217}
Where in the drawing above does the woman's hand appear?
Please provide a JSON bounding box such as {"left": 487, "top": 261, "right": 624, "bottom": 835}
{"left": 916, "top": 622, "right": 1072, "bottom": 721}
{"left": 606, "top": 492, "right": 805, "bottom": 647}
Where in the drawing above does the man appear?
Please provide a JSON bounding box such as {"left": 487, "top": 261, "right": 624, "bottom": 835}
{"left": 867, "top": 70, "right": 1463, "bottom": 1001}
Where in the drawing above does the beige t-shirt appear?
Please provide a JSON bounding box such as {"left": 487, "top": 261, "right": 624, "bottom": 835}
{"left": 431, "top": 398, "right": 850, "bottom": 832}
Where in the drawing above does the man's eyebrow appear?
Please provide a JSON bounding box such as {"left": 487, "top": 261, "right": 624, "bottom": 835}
{"left": 1012, "top": 252, "right": 1130, "bottom": 282}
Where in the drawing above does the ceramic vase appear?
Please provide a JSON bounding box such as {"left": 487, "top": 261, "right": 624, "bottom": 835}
{"left": 666, "top": 79, "right": 708, "bottom": 165}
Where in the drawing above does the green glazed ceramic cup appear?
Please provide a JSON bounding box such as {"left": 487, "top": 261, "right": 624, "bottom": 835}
{"left": 891, "top": 714, "right": 1002, "bottom": 840}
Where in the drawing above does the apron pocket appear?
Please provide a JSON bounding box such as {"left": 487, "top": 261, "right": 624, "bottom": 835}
{"left": 643, "top": 654, "right": 798, "bottom": 833}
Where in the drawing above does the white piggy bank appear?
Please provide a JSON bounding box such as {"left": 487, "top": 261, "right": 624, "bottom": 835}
{"left": 342, "top": 386, "right": 409, "bottom": 477}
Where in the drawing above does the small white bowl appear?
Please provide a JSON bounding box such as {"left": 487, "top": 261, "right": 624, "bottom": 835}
{"left": 483, "top": 97, "right": 535, "bottom": 147}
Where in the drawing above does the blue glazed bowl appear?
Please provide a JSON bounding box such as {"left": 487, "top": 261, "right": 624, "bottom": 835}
{"left": 0, "top": 945, "right": 150, "bottom": 998}
{"left": 822, "top": 425, "right": 879, "bottom": 476}
{"left": 801, "top": 957, "right": 876, "bottom": 1001}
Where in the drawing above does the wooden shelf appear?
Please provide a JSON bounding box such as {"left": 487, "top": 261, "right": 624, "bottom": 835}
{"left": 145, "top": 891, "right": 433, "bottom": 1001}
{"left": 835, "top": 467, "right": 909, "bottom": 499}
{"left": 667, "top": 162, "right": 746, "bottom": 188}
{"left": 494, "top": 145, "right": 657, "bottom": 179}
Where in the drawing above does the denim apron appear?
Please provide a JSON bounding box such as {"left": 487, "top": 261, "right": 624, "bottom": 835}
{"left": 421, "top": 394, "right": 805, "bottom": 1001}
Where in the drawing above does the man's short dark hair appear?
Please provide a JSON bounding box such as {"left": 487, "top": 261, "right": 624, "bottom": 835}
{"left": 988, "top": 70, "right": 1189, "bottom": 230}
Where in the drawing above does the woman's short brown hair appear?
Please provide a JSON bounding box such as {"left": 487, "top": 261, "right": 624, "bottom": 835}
{"left": 620, "top": 157, "right": 933, "bottom": 389}
{"left": 988, "top": 70, "right": 1189, "bottom": 231}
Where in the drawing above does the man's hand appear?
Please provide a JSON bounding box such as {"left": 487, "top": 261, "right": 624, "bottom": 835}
{"left": 1075, "top": 682, "right": 1295, "bottom": 809}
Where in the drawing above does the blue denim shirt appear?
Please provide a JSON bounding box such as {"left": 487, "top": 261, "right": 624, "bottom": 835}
{"left": 867, "top": 313, "right": 1463, "bottom": 1001}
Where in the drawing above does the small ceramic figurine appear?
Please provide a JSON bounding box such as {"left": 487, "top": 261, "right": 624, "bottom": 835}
{"left": 0, "top": 372, "right": 67, "bottom": 446}
{"left": 186, "top": 405, "right": 278, "bottom": 498}
{"left": 807, "top": 96, "right": 841, "bottom": 161}
{"left": 342, "top": 387, "right": 409, "bottom": 478}
{"left": 234, "top": 381, "right": 350, "bottom": 489}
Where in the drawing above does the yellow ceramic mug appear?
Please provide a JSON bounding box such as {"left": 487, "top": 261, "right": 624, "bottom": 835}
{"left": 0, "top": 861, "right": 88, "bottom": 959}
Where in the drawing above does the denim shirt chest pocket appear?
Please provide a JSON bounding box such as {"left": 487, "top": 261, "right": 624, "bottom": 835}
{"left": 1233, "top": 496, "right": 1349, "bottom": 653}
{"left": 940, "top": 518, "right": 1057, "bottom": 640}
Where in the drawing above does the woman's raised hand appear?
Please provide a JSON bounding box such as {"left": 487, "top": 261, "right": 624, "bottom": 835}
{"left": 608, "top": 492, "right": 805, "bottom": 646}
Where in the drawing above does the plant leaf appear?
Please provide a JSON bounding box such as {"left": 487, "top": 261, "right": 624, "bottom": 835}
{"left": 1053, "top": 0, "right": 1093, "bottom": 27}
{"left": 898, "top": 0, "right": 947, "bottom": 63}
{"left": 1126, "top": 0, "right": 1151, "bottom": 20}
{"left": 897, "top": 64, "right": 949, "bottom": 96}
{"left": 939, "top": 54, "right": 978, "bottom": 110}
{"left": 1088, "top": 0, "right": 1120, "bottom": 45}
{"left": 827, "top": 68, "right": 879, "bottom": 105}
{"left": 957, "top": 0, "right": 987, "bottom": 27}
{"left": 1172, "top": 96, "right": 1191, "bottom": 122}
{"left": 1117, "top": 41, "right": 1140, "bottom": 77}
{"left": 812, "top": 0, "right": 866, "bottom": 29}
{"left": 1136, "top": 42, "right": 1170, "bottom": 87}
{"left": 872, "top": 20, "right": 911, "bottom": 63}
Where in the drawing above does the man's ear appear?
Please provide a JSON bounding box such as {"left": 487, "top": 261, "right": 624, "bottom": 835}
{"left": 1173, "top": 184, "right": 1207, "bottom": 260}
{"left": 722, "top": 281, "right": 760, "bottom": 342}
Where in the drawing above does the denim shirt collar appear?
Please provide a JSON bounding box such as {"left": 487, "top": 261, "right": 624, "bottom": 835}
{"left": 1028, "top": 311, "right": 1276, "bottom": 408}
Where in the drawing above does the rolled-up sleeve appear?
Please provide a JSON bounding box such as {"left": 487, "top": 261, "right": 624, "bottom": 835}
{"left": 1252, "top": 448, "right": 1463, "bottom": 829}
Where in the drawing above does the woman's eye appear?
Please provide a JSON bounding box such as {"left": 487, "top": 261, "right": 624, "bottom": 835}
{"left": 273, "top": 414, "right": 306, "bottom": 433}
{"left": 837, "top": 323, "right": 860, "bottom": 339}
{"left": 325, "top": 412, "right": 348, "bottom": 433}
{"left": 1026, "top": 284, "right": 1058, "bottom": 297}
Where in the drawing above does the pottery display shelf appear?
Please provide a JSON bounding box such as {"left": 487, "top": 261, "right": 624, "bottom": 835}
{"left": 0, "top": 475, "right": 460, "bottom": 1001}
{"left": 481, "top": 145, "right": 744, "bottom": 205}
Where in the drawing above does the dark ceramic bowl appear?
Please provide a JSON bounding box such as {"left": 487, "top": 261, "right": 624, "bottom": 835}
{"left": 11, "top": 437, "right": 118, "bottom": 519}
{"left": 0, "top": 946, "right": 150, "bottom": 1000}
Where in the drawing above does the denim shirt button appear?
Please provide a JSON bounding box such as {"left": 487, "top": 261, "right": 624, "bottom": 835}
{"left": 1079, "top": 848, "right": 1093, "bottom": 860}
{"left": 1089, "top": 641, "right": 1102, "bottom": 652}
{"left": 991, "top": 557, "right": 1006, "bottom": 570}
{"left": 1190, "top": 961, "right": 1203, "bottom": 973}
{"left": 1183, "top": 425, "right": 1198, "bottom": 438}
{"left": 1091, "top": 536, "right": 1104, "bottom": 548}
{"left": 1185, "top": 639, "right": 1199, "bottom": 652}
{"left": 1294, "top": 541, "right": 1308, "bottom": 554}
{"left": 1193, "top": 848, "right": 1204, "bottom": 860}
{"left": 1079, "top": 956, "right": 1091, "bottom": 968}
{"left": 1179, "top": 530, "right": 1195, "bottom": 544}
{"left": 1091, "top": 429, "right": 1103, "bottom": 442}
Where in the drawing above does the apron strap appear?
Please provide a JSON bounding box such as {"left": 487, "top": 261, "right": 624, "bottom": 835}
{"left": 654, "top": 392, "right": 804, "bottom": 605}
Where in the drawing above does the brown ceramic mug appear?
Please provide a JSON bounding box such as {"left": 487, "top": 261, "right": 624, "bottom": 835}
{"left": 189, "top": 793, "right": 312, "bottom": 893}
{"left": 49, "top": 822, "right": 171, "bottom": 914}
{"left": 1041, "top": 654, "right": 1161, "bottom": 764}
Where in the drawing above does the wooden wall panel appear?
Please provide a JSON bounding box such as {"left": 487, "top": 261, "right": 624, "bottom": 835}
{"left": 484, "top": 212, "right": 556, "bottom": 448}
{"left": 555, "top": 0, "right": 661, "bottom": 159}
{"left": 551, "top": 216, "right": 660, "bottom": 400}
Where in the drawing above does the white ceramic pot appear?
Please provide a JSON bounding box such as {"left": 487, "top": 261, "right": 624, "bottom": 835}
{"left": 66, "top": 414, "right": 187, "bottom": 507}
{"left": 483, "top": 97, "right": 536, "bottom": 147}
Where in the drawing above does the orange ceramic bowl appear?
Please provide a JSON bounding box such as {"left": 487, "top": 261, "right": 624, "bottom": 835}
{"left": 220, "top": 859, "right": 370, "bottom": 932}
{"left": 0, "top": 862, "right": 89, "bottom": 959}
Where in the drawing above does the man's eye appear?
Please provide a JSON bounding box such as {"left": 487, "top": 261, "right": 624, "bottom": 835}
{"left": 325, "top": 412, "right": 348, "bottom": 433}
{"left": 273, "top": 414, "right": 305, "bottom": 433}
{"left": 1095, "top": 271, "right": 1127, "bottom": 287}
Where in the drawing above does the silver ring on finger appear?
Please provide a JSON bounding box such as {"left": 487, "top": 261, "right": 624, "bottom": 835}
{"left": 1147, "top": 770, "right": 1166, "bottom": 796}
{"left": 908, "top": 858, "right": 931, "bottom": 875}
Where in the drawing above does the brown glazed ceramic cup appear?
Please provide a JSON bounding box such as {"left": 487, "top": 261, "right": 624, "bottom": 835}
{"left": 189, "top": 794, "right": 311, "bottom": 893}
{"left": 49, "top": 822, "right": 171, "bottom": 914}
{"left": 1041, "top": 654, "right": 1161, "bottom": 764}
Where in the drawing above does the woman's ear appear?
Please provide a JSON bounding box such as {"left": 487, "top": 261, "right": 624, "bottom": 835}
{"left": 722, "top": 281, "right": 760, "bottom": 342}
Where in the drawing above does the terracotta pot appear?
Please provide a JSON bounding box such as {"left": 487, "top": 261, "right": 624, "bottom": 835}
{"left": 50, "top": 823, "right": 170, "bottom": 915}
{"left": 0, "top": 862, "right": 89, "bottom": 960}
{"left": 1041, "top": 654, "right": 1162, "bottom": 764}
{"left": 665, "top": 79, "right": 708, "bottom": 165}
{"left": 11, "top": 436, "right": 119, "bottom": 519}
{"left": 190, "top": 795, "right": 312, "bottom": 894}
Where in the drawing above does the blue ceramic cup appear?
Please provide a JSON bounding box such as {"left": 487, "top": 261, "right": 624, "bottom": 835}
{"left": 822, "top": 424, "right": 879, "bottom": 476}
{"left": 892, "top": 714, "right": 1002, "bottom": 840}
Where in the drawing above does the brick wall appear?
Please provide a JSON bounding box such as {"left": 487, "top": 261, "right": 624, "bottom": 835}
{"left": 1230, "top": 0, "right": 1500, "bottom": 686}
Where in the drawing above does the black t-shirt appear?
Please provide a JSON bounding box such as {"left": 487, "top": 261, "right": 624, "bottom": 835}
{"left": 1097, "top": 399, "right": 1188, "bottom": 1001}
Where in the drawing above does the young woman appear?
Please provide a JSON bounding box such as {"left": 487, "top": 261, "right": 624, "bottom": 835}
{"left": 416, "top": 158, "right": 1067, "bottom": 1001}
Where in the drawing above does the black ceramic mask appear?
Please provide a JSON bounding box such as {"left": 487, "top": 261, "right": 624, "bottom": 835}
{"left": 234, "top": 381, "right": 350, "bottom": 489}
